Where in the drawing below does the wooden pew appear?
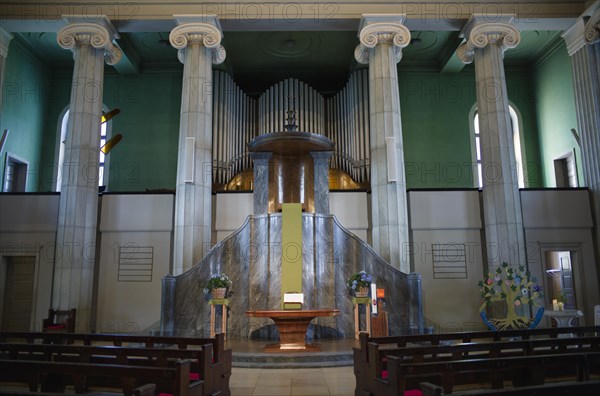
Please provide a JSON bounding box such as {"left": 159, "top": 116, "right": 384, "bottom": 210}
{"left": 354, "top": 326, "right": 600, "bottom": 394}
{"left": 0, "top": 332, "right": 231, "bottom": 396}
{"left": 0, "top": 358, "right": 200, "bottom": 396}
{"left": 383, "top": 352, "right": 600, "bottom": 396}
{"left": 0, "top": 342, "right": 227, "bottom": 396}
{"left": 419, "top": 380, "right": 600, "bottom": 395}
{"left": 363, "top": 336, "right": 600, "bottom": 393}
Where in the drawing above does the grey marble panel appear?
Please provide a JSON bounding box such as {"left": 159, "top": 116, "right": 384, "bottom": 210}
{"left": 301, "top": 215, "right": 315, "bottom": 310}
{"left": 313, "top": 214, "right": 337, "bottom": 337}
{"left": 251, "top": 154, "right": 272, "bottom": 215}
{"left": 248, "top": 215, "right": 270, "bottom": 336}
{"left": 162, "top": 212, "right": 423, "bottom": 338}
{"left": 310, "top": 152, "right": 333, "bottom": 214}
{"left": 268, "top": 214, "right": 282, "bottom": 310}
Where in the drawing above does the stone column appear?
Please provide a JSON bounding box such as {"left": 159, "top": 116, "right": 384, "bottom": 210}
{"left": 55, "top": 16, "right": 121, "bottom": 331}
{"left": 250, "top": 152, "right": 272, "bottom": 215}
{"left": 0, "top": 28, "right": 13, "bottom": 123}
{"left": 170, "top": 16, "right": 226, "bottom": 274}
{"left": 355, "top": 15, "right": 411, "bottom": 273}
{"left": 457, "top": 16, "right": 525, "bottom": 269}
{"left": 563, "top": 8, "right": 600, "bottom": 259}
{"left": 310, "top": 151, "right": 333, "bottom": 214}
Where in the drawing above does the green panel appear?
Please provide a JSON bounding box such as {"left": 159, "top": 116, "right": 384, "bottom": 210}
{"left": 0, "top": 40, "right": 51, "bottom": 192}
{"left": 399, "top": 67, "right": 543, "bottom": 189}
{"left": 102, "top": 71, "right": 182, "bottom": 191}
{"left": 533, "top": 41, "right": 581, "bottom": 187}
{"left": 399, "top": 70, "right": 477, "bottom": 189}
{"left": 506, "top": 68, "right": 543, "bottom": 188}
{"left": 39, "top": 69, "right": 182, "bottom": 192}
{"left": 281, "top": 203, "right": 303, "bottom": 307}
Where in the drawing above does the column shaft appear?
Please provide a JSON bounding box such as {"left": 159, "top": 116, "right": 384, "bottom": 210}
{"left": 457, "top": 17, "right": 525, "bottom": 271}
{"left": 474, "top": 43, "right": 526, "bottom": 268}
{"left": 355, "top": 15, "right": 411, "bottom": 273}
{"left": 571, "top": 41, "right": 600, "bottom": 260}
{"left": 170, "top": 16, "right": 226, "bottom": 274}
{"left": 0, "top": 29, "right": 13, "bottom": 124}
{"left": 55, "top": 17, "right": 121, "bottom": 331}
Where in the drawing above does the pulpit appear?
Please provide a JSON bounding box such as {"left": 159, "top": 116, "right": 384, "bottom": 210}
{"left": 246, "top": 309, "right": 339, "bottom": 352}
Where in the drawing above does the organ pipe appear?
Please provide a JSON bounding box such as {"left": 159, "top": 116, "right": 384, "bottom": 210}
{"left": 212, "top": 70, "right": 371, "bottom": 188}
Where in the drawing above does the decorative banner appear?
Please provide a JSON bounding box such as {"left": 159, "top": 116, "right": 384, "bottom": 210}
{"left": 281, "top": 203, "right": 303, "bottom": 307}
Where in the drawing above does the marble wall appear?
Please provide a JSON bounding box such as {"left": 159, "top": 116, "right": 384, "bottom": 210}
{"left": 161, "top": 214, "right": 422, "bottom": 338}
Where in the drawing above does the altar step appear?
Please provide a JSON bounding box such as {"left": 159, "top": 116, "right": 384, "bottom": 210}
{"left": 227, "top": 338, "right": 356, "bottom": 368}
{"left": 232, "top": 350, "right": 353, "bottom": 368}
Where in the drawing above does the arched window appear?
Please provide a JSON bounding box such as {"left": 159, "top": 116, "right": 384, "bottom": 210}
{"left": 472, "top": 105, "right": 525, "bottom": 189}
{"left": 56, "top": 108, "right": 110, "bottom": 191}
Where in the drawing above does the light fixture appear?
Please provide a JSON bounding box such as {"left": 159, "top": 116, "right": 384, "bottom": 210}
{"left": 100, "top": 133, "right": 123, "bottom": 154}
{"left": 101, "top": 108, "right": 120, "bottom": 123}
{"left": 0, "top": 129, "right": 8, "bottom": 155}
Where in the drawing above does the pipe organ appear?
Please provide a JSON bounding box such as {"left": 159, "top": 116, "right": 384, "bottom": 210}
{"left": 259, "top": 78, "right": 325, "bottom": 135}
{"left": 211, "top": 69, "right": 371, "bottom": 190}
{"left": 327, "top": 69, "right": 370, "bottom": 185}
{"left": 212, "top": 71, "right": 257, "bottom": 187}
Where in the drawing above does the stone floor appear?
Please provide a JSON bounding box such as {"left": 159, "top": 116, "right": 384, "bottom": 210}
{"left": 230, "top": 366, "right": 356, "bottom": 396}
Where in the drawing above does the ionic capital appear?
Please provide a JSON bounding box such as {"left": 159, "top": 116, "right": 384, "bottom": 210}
{"left": 57, "top": 16, "right": 121, "bottom": 65}
{"left": 585, "top": 8, "right": 600, "bottom": 45}
{"left": 170, "top": 18, "right": 225, "bottom": 65}
{"left": 457, "top": 15, "right": 520, "bottom": 64}
{"left": 354, "top": 15, "right": 411, "bottom": 65}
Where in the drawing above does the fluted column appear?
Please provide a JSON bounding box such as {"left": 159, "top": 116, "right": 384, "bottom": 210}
{"left": 55, "top": 16, "right": 121, "bottom": 331}
{"left": 355, "top": 15, "right": 411, "bottom": 273}
{"left": 170, "top": 15, "right": 226, "bottom": 274}
{"left": 251, "top": 152, "right": 272, "bottom": 215}
{"left": 563, "top": 6, "right": 600, "bottom": 259}
{"left": 311, "top": 151, "right": 333, "bottom": 214}
{"left": 0, "top": 28, "right": 13, "bottom": 123}
{"left": 457, "top": 16, "right": 525, "bottom": 270}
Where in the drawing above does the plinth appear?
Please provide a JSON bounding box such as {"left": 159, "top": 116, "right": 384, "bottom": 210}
{"left": 246, "top": 309, "right": 339, "bottom": 352}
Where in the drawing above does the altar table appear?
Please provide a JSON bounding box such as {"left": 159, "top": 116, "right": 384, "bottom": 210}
{"left": 544, "top": 309, "right": 583, "bottom": 327}
{"left": 245, "top": 309, "right": 339, "bottom": 352}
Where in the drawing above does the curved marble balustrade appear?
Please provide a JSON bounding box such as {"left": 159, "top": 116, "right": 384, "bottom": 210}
{"left": 161, "top": 214, "right": 423, "bottom": 338}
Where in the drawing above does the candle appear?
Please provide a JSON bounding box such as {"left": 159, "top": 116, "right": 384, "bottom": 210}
{"left": 552, "top": 299, "right": 559, "bottom": 311}
{"left": 558, "top": 302, "right": 564, "bottom": 311}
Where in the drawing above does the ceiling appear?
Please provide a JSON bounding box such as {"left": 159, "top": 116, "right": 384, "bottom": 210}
{"left": 13, "top": 29, "right": 562, "bottom": 96}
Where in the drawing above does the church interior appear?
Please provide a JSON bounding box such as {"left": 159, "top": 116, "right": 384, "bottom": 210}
{"left": 1, "top": 0, "right": 600, "bottom": 392}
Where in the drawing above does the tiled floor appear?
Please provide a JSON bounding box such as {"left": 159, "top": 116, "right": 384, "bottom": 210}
{"left": 230, "top": 366, "right": 356, "bottom": 396}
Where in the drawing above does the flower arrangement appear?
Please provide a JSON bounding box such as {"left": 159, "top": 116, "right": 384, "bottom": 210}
{"left": 347, "top": 270, "right": 372, "bottom": 291}
{"left": 203, "top": 273, "right": 231, "bottom": 294}
{"left": 478, "top": 262, "right": 543, "bottom": 330}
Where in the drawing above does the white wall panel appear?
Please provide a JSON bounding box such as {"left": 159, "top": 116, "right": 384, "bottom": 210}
{"left": 409, "top": 190, "right": 481, "bottom": 230}
{"left": 521, "top": 189, "right": 593, "bottom": 228}
{"left": 99, "top": 194, "right": 174, "bottom": 232}
{"left": 0, "top": 195, "right": 59, "bottom": 232}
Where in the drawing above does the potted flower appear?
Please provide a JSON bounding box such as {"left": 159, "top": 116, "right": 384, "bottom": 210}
{"left": 347, "top": 270, "right": 372, "bottom": 297}
{"left": 203, "top": 273, "right": 231, "bottom": 299}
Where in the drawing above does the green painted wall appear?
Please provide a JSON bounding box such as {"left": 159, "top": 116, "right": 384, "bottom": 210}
{"left": 532, "top": 41, "right": 582, "bottom": 187}
{"left": 39, "top": 69, "right": 182, "bottom": 192}
{"left": 399, "top": 67, "right": 542, "bottom": 189}
{"left": 0, "top": 39, "right": 51, "bottom": 191}
{"left": 399, "top": 70, "right": 476, "bottom": 189}
{"left": 102, "top": 71, "right": 181, "bottom": 191}
{"left": 8, "top": 46, "right": 548, "bottom": 193}
{"left": 506, "top": 68, "right": 543, "bottom": 188}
